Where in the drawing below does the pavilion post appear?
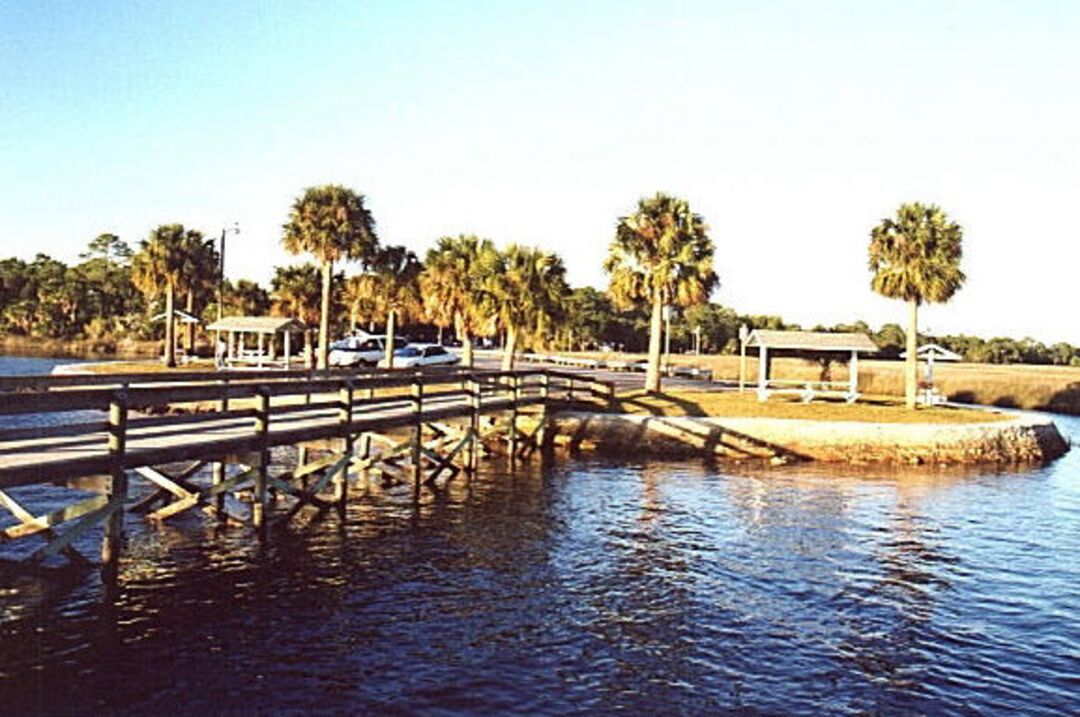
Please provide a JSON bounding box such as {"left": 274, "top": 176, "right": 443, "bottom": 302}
{"left": 849, "top": 350, "right": 859, "bottom": 397}
{"left": 757, "top": 345, "right": 768, "bottom": 402}
{"left": 284, "top": 331, "right": 292, "bottom": 370}
{"left": 257, "top": 333, "right": 265, "bottom": 368}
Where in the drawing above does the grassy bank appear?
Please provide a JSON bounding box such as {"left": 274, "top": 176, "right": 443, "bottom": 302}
{"left": 613, "top": 390, "right": 1006, "bottom": 424}
{"left": 559, "top": 350, "right": 1080, "bottom": 415}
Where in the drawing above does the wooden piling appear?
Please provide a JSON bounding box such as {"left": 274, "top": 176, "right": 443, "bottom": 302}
{"left": 102, "top": 389, "right": 128, "bottom": 567}
{"left": 468, "top": 376, "right": 481, "bottom": 472}
{"left": 212, "top": 377, "right": 228, "bottom": 516}
{"left": 538, "top": 371, "right": 550, "bottom": 452}
{"left": 336, "top": 379, "right": 354, "bottom": 509}
{"left": 253, "top": 386, "right": 270, "bottom": 530}
{"left": 411, "top": 379, "right": 423, "bottom": 492}
{"left": 509, "top": 374, "right": 519, "bottom": 466}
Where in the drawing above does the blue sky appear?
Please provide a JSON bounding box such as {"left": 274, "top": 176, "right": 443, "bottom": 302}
{"left": 2, "top": 1, "right": 1078, "bottom": 343}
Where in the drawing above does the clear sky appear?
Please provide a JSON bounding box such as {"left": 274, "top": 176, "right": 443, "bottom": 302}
{"left": 2, "top": 1, "right": 1078, "bottom": 343}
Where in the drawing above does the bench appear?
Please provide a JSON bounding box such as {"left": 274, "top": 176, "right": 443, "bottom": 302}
{"left": 760, "top": 379, "right": 858, "bottom": 403}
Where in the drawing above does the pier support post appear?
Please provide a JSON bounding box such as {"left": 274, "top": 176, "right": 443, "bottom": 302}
{"left": 336, "top": 379, "right": 354, "bottom": 511}
{"left": 102, "top": 389, "right": 128, "bottom": 571}
{"left": 537, "top": 372, "right": 550, "bottom": 453}
{"left": 253, "top": 386, "right": 270, "bottom": 531}
{"left": 467, "top": 376, "right": 481, "bottom": 473}
{"left": 411, "top": 379, "right": 424, "bottom": 494}
{"left": 212, "top": 378, "right": 229, "bottom": 516}
{"left": 509, "top": 374, "right": 519, "bottom": 467}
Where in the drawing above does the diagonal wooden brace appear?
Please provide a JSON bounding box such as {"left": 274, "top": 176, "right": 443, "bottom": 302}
{"left": 0, "top": 489, "right": 92, "bottom": 566}
{"left": 27, "top": 497, "right": 121, "bottom": 564}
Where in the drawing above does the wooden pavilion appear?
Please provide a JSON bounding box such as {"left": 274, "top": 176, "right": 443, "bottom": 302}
{"left": 745, "top": 330, "right": 879, "bottom": 402}
{"left": 205, "top": 316, "right": 308, "bottom": 370}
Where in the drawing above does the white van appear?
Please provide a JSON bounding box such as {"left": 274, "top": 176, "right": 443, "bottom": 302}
{"left": 328, "top": 335, "right": 408, "bottom": 367}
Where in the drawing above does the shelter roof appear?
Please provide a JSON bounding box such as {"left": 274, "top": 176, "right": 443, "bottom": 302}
{"left": 205, "top": 316, "right": 307, "bottom": 334}
{"left": 901, "top": 343, "right": 962, "bottom": 361}
{"left": 746, "top": 330, "right": 878, "bottom": 353}
{"left": 151, "top": 309, "right": 201, "bottom": 324}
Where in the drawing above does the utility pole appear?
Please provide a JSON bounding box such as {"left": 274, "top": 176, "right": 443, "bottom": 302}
{"left": 217, "top": 223, "right": 240, "bottom": 322}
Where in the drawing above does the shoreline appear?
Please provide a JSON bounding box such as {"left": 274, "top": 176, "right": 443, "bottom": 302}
{"left": 547, "top": 411, "right": 1069, "bottom": 465}
{"left": 38, "top": 359, "right": 1075, "bottom": 466}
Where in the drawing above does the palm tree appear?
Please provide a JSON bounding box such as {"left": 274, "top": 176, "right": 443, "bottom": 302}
{"left": 272, "top": 264, "right": 328, "bottom": 367}
{"left": 282, "top": 185, "right": 378, "bottom": 369}
{"left": 605, "top": 193, "right": 717, "bottom": 392}
{"left": 227, "top": 279, "right": 271, "bottom": 316}
{"left": 483, "top": 244, "right": 568, "bottom": 371}
{"left": 419, "top": 235, "right": 497, "bottom": 368}
{"left": 180, "top": 233, "right": 219, "bottom": 354}
{"left": 869, "top": 202, "right": 965, "bottom": 409}
{"left": 271, "top": 264, "right": 324, "bottom": 326}
{"left": 132, "top": 224, "right": 201, "bottom": 367}
{"left": 347, "top": 245, "right": 423, "bottom": 367}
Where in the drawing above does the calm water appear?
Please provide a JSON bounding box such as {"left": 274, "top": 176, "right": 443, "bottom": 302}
{"left": 0, "top": 356, "right": 1078, "bottom": 715}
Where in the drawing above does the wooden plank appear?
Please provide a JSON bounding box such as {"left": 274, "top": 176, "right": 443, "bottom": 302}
{"left": 1, "top": 495, "right": 110, "bottom": 542}
{"left": 292, "top": 453, "right": 341, "bottom": 479}
{"left": 0, "top": 489, "right": 91, "bottom": 564}
{"left": 135, "top": 466, "right": 197, "bottom": 501}
{"left": 28, "top": 498, "right": 121, "bottom": 563}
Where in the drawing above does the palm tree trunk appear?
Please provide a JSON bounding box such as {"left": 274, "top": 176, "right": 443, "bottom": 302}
{"left": 350, "top": 304, "right": 357, "bottom": 333}
{"left": 318, "top": 260, "right": 332, "bottom": 370}
{"left": 645, "top": 294, "right": 664, "bottom": 393}
{"left": 437, "top": 325, "right": 444, "bottom": 345}
{"left": 164, "top": 283, "right": 176, "bottom": 368}
{"left": 185, "top": 291, "right": 196, "bottom": 356}
{"left": 384, "top": 309, "right": 396, "bottom": 368}
{"left": 905, "top": 298, "right": 919, "bottom": 409}
{"left": 501, "top": 325, "right": 517, "bottom": 371}
{"left": 462, "top": 334, "right": 474, "bottom": 368}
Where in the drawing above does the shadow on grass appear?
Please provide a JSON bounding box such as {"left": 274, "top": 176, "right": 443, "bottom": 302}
{"left": 1041, "top": 382, "right": 1080, "bottom": 416}
{"left": 558, "top": 405, "right": 811, "bottom": 463}
{"left": 612, "top": 391, "right": 708, "bottom": 417}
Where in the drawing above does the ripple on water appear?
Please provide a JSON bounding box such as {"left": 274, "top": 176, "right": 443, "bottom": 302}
{"left": 0, "top": 411, "right": 1077, "bottom": 715}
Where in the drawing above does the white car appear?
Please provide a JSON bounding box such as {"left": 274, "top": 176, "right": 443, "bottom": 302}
{"left": 377, "top": 344, "right": 461, "bottom": 369}
{"left": 328, "top": 335, "right": 407, "bottom": 367}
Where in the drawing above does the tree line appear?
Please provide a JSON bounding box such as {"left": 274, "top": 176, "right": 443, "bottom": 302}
{"left": 1, "top": 189, "right": 1077, "bottom": 380}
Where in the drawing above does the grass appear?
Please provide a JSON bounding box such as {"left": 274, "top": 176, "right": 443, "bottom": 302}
{"left": 560, "top": 350, "right": 1080, "bottom": 415}
{"left": 612, "top": 389, "right": 1009, "bottom": 424}
{"left": 76, "top": 359, "right": 218, "bottom": 374}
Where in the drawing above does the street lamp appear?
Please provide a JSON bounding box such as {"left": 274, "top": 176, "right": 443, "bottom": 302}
{"left": 217, "top": 222, "right": 240, "bottom": 322}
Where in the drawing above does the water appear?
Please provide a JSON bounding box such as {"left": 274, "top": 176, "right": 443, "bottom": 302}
{"left": 0, "top": 356, "right": 1078, "bottom": 715}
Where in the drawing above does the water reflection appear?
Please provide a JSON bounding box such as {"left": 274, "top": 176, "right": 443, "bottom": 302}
{"left": 0, "top": 416, "right": 1077, "bottom": 715}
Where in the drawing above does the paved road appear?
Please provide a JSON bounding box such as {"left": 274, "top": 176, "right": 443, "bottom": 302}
{"left": 471, "top": 354, "right": 729, "bottom": 393}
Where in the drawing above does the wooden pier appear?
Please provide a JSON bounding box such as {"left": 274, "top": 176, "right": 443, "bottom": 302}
{"left": 0, "top": 367, "right": 614, "bottom": 574}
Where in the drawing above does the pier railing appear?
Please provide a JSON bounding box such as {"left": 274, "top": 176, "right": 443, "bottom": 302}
{"left": 0, "top": 368, "right": 616, "bottom": 488}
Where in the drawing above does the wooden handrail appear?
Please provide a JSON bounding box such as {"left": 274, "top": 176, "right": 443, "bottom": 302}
{"left": 0, "top": 368, "right": 567, "bottom": 418}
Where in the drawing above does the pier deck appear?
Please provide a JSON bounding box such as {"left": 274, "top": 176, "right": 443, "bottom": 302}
{"left": 0, "top": 367, "right": 614, "bottom": 571}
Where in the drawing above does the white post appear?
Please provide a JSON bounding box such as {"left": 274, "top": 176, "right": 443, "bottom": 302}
{"left": 257, "top": 332, "right": 265, "bottom": 368}
{"left": 849, "top": 350, "right": 858, "bottom": 396}
{"left": 739, "top": 325, "right": 749, "bottom": 393}
{"left": 284, "top": 331, "right": 292, "bottom": 370}
{"left": 757, "top": 345, "right": 768, "bottom": 402}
